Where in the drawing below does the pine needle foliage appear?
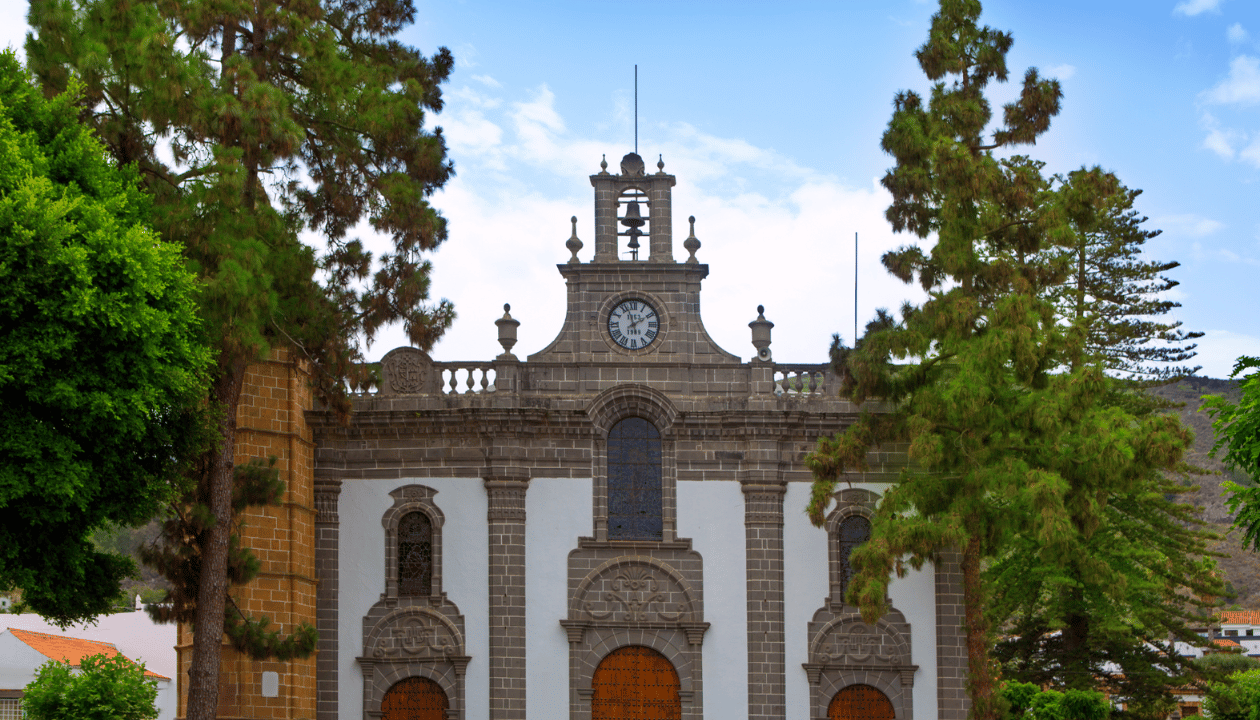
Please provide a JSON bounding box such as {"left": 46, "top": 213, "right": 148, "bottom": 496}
{"left": 804, "top": 2, "right": 1209, "bottom": 717}
{"left": 26, "top": 1, "right": 458, "bottom": 717}
{"left": 1048, "top": 172, "right": 1201, "bottom": 384}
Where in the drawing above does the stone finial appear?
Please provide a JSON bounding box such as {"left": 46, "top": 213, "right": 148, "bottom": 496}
{"left": 684, "top": 215, "right": 701, "bottom": 264}
{"left": 749, "top": 305, "right": 774, "bottom": 362}
{"left": 599, "top": 154, "right": 609, "bottom": 175}
{"left": 496, "top": 303, "right": 520, "bottom": 359}
{"left": 565, "top": 216, "right": 583, "bottom": 263}
{"left": 657, "top": 154, "right": 665, "bottom": 174}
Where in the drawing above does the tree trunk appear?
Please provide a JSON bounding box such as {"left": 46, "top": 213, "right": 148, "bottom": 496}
{"left": 186, "top": 362, "right": 247, "bottom": 720}
{"left": 962, "top": 534, "right": 1001, "bottom": 720}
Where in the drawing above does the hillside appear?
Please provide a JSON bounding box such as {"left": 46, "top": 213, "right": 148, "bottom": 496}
{"left": 1150, "top": 378, "right": 1259, "bottom": 608}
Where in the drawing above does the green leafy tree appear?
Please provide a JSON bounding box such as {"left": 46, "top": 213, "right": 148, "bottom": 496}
{"left": 22, "top": 653, "right": 159, "bottom": 720}
{"left": 803, "top": 3, "right": 1202, "bottom": 718}
{"left": 26, "top": 0, "right": 457, "bottom": 716}
{"left": 1203, "top": 668, "right": 1260, "bottom": 720}
{"left": 1207, "top": 357, "right": 1260, "bottom": 551}
{"left": 0, "top": 50, "right": 209, "bottom": 626}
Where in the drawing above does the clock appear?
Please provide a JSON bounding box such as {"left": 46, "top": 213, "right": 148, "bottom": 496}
{"left": 607, "top": 299, "right": 659, "bottom": 350}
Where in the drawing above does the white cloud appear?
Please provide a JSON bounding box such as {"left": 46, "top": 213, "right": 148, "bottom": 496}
{"left": 450, "top": 85, "right": 502, "bottom": 109}
{"left": 1174, "top": 0, "right": 1222, "bottom": 16}
{"left": 1202, "top": 55, "right": 1260, "bottom": 105}
{"left": 1203, "top": 125, "right": 1243, "bottom": 158}
{"left": 1196, "top": 330, "right": 1260, "bottom": 378}
{"left": 471, "top": 74, "right": 502, "bottom": 88}
{"left": 442, "top": 109, "right": 504, "bottom": 157}
{"left": 1228, "top": 22, "right": 1249, "bottom": 44}
{"left": 1157, "top": 214, "right": 1225, "bottom": 238}
{"left": 1241, "top": 135, "right": 1260, "bottom": 167}
{"left": 1047, "top": 64, "right": 1077, "bottom": 80}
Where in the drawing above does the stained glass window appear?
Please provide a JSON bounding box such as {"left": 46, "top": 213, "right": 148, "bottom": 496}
{"left": 398, "top": 511, "right": 433, "bottom": 595}
{"left": 838, "top": 515, "right": 871, "bottom": 601}
{"left": 607, "top": 417, "right": 663, "bottom": 541}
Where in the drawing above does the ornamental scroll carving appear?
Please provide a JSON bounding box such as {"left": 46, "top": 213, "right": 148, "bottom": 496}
{"left": 814, "top": 621, "right": 901, "bottom": 665}
{"left": 573, "top": 561, "right": 696, "bottom": 624}
{"left": 364, "top": 608, "right": 464, "bottom": 660}
{"left": 581, "top": 565, "right": 688, "bottom": 622}
{"left": 379, "top": 347, "right": 434, "bottom": 395}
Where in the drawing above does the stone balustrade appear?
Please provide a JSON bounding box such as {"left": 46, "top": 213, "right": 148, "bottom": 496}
{"left": 435, "top": 362, "right": 497, "bottom": 394}
{"left": 771, "top": 365, "right": 828, "bottom": 396}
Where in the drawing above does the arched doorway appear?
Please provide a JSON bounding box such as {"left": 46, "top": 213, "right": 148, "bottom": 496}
{"left": 381, "top": 677, "right": 449, "bottom": 720}
{"left": 591, "top": 645, "right": 681, "bottom": 720}
{"left": 829, "top": 684, "right": 895, "bottom": 720}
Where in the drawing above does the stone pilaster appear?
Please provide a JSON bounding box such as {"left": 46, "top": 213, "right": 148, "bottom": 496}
{"left": 936, "top": 550, "right": 969, "bottom": 720}
{"left": 486, "top": 474, "right": 530, "bottom": 720}
{"left": 648, "top": 174, "right": 677, "bottom": 262}
{"left": 743, "top": 482, "right": 786, "bottom": 720}
{"left": 590, "top": 175, "right": 618, "bottom": 262}
{"left": 314, "top": 480, "right": 341, "bottom": 720}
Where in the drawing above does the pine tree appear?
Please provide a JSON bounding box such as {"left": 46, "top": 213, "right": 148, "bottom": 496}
{"left": 804, "top": 3, "right": 1203, "bottom": 717}
{"left": 1050, "top": 170, "right": 1201, "bottom": 384}
{"left": 26, "top": 1, "right": 457, "bottom": 717}
{"left": 987, "top": 170, "right": 1220, "bottom": 717}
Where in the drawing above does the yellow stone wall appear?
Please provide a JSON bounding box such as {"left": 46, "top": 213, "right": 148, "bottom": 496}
{"left": 176, "top": 349, "right": 319, "bottom": 719}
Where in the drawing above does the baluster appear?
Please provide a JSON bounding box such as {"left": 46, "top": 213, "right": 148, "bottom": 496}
{"left": 788, "top": 371, "right": 800, "bottom": 394}
{"left": 448, "top": 369, "right": 459, "bottom": 394}
{"left": 813, "top": 371, "right": 825, "bottom": 395}
{"left": 465, "top": 368, "right": 476, "bottom": 394}
{"left": 480, "top": 368, "right": 490, "bottom": 393}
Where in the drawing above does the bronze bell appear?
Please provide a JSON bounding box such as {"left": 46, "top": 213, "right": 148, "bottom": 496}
{"left": 620, "top": 201, "right": 646, "bottom": 229}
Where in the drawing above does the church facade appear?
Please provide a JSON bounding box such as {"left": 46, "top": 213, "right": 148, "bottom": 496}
{"left": 180, "top": 152, "right": 968, "bottom": 720}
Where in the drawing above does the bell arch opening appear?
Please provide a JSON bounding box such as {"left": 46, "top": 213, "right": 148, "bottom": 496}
{"left": 591, "top": 645, "right": 681, "bottom": 720}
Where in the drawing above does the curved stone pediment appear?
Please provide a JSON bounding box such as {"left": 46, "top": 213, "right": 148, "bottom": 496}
{"left": 570, "top": 558, "right": 698, "bottom": 624}
{"left": 364, "top": 606, "right": 465, "bottom": 660}
{"left": 809, "top": 616, "right": 910, "bottom": 667}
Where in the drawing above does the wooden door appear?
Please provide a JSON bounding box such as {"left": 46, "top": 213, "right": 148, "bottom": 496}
{"left": 591, "top": 645, "right": 681, "bottom": 720}
{"left": 828, "top": 684, "right": 895, "bottom": 720}
{"left": 381, "top": 677, "right": 449, "bottom": 720}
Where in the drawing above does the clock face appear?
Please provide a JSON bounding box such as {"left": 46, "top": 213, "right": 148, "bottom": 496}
{"left": 607, "top": 299, "right": 659, "bottom": 350}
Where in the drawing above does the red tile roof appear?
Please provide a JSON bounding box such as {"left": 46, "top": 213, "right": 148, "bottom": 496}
{"left": 6, "top": 628, "right": 168, "bottom": 680}
{"left": 1221, "top": 611, "right": 1260, "bottom": 626}
{"left": 1212, "top": 637, "right": 1242, "bottom": 648}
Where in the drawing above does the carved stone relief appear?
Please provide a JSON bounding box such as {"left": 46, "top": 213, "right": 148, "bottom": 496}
{"left": 379, "top": 347, "right": 436, "bottom": 396}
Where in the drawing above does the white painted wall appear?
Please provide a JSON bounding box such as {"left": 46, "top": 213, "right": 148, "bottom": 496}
{"left": 677, "top": 479, "right": 748, "bottom": 720}
{"left": 784, "top": 481, "right": 832, "bottom": 720}
{"left": 525, "top": 477, "right": 593, "bottom": 720}
{"left": 338, "top": 478, "right": 489, "bottom": 720}
{"left": 782, "top": 482, "right": 937, "bottom": 720}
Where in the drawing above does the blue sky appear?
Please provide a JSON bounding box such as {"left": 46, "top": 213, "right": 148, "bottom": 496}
{"left": 4, "top": 0, "right": 1258, "bottom": 376}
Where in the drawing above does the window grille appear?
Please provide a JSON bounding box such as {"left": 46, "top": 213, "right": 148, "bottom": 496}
{"left": 607, "top": 417, "right": 663, "bottom": 541}
{"left": 838, "top": 515, "right": 872, "bottom": 601}
{"left": 0, "top": 698, "right": 21, "bottom": 720}
{"left": 398, "top": 511, "right": 433, "bottom": 595}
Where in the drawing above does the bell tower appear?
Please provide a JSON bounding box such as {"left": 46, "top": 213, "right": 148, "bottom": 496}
{"left": 529, "top": 151, "right": 735, "bottom": 365}
{"left": 590, "top": 152, "right": 677, "bottom": 263}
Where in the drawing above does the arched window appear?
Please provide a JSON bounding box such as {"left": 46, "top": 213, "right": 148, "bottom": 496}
{"left": 828, "top": 684, "right": 894, "bottom": 720}
{"left": 838, "top": 515, "right": 871, "bottom": 601}
{"left": 381, "top": 677, "right": 449, "bottom": 720}
{"left": 591, "top": 646, "right": 680, "bottom": 720}
{"left": 398, "top": 511, "right": 433, "bottom": 595}
{"left": 607, "top": 417, "right": 663, "bottom": 541}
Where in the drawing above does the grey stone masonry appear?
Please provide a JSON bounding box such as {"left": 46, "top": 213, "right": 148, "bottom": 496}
{"left": 486, "top": 474, "right": 530, "bottom": 720}
{"left": 936, "top": 550, "right": 969, "bottom": 720}
{"left": 742, "top": 481, "right": 786, "bottom": 720}
{"left": 313, "top": 480, "right": 341, "bottom": 720}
